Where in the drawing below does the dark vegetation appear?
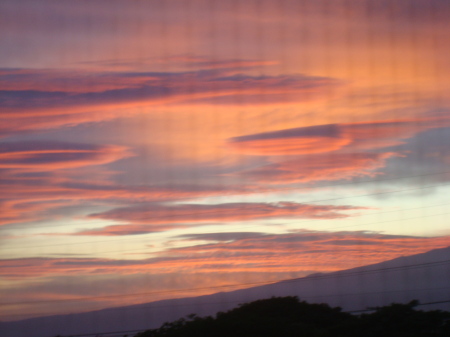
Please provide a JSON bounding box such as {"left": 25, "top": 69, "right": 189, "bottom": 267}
{"left": 134, "top": 297, "right": 450, "bottom": 337}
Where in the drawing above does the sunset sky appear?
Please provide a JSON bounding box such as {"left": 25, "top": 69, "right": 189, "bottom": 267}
{"left": 1, "top": 0, "right": 450, "bottom": 321}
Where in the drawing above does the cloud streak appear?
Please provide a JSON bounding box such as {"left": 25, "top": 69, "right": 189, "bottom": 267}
{"left": 1, "top": 231, "right": 448, "bottom": 278}
{"left": 0, "top": 141, "right": 131, "bottom": 171}
{"left": 0, "top": 176, "right": 264, "bottom": 227}
{"left": 240, "top": 152, "right": 397, "bottom": 184}
{"left": 229, "top": 119, "right": 450, "bottom": 156}
{"left": 0, "top": 140, "right": 263, "bottom": 226}
{"left": 82, "top": 202, "right": 364, "bottom": 234}
{"left": 229, "top": 118, "right": 450, "bottom": 185}
{"left": 0, "top": 65, "right": 340, "bottom": 136}
{"left": 0, "top": 0, "right": 449, "bottom": 323}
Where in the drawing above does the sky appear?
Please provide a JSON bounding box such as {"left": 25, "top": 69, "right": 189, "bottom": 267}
{"left": 0, "top": 0, "right": 450, "bottom": 321}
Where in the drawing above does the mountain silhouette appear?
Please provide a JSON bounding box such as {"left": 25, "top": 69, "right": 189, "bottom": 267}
{"left": 1, "top": 246, "right": 449, "bottom": 337}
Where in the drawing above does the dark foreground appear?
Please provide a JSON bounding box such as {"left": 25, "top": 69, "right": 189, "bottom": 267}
{"left": 135, "top": 297, "right": 450, "bottom": 337}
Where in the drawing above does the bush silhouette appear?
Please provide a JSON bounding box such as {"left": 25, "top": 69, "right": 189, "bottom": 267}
{"left": 135, "top": 297, "right": 450, "bottom": 337}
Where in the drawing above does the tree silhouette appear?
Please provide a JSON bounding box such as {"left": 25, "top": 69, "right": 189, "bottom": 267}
{"left": 135, "top": 297, "right": 450, "bottom": 337}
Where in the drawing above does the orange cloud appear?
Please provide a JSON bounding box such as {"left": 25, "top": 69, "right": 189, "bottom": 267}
{"left": 0, "top": 140, "right": 265, "bottom": 226}
{"left": 229, "top": 124, "right": 346, "bottom": 156}
{"left": 73, "top": 224, "right": 185, "bottom": 236}
{"left": 167, "top": 232, "right": 450, "bottom": 274}
{"left": 0, "top": 68, "right": 156, "bottom": 93}
{"left": 0, "top": 141, "right": 128, "bottom": 225}
{"left": 0, "top": 177, "right": 264, "bottom": 226}
{"left": 85, "top": 202, "right": 364, "bottom": 230}
{"left": 0, "top": 141, "right": 131, "bottom": 171}
{"left": 155, "top": 56, "right": 279, "bottom": 71}
{"left": 0, "top": 65, "right": 340, "bottom": 136}
{"left": 79, "top": 55, "right": 277, "bottom": 72}
{"left": 229, "top": 118, "right": 450, "bottom": 156}
{"left": 1, "top": 231, "right": 448, "bottom": 278}
{"left": 240, "top": 152, "right": 397, "bottom": 184}
{"left": 230, "top": 125, "right": 351, "bottom": 156}
{"left": 228, "top": 117, "right": 450, "bottom": 185}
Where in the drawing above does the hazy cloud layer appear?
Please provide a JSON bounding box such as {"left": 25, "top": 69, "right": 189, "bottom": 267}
{"left": 0, "top": 141, "right": 131, "bottom": 171}
{"left": 74, "top": 202, "right": 364, "bottom": 236}
{"left": 0, "top": 140, "right": 260, "bottom": 226}
{"left": 229, "top": 118, "right": 450, "bottom": 185}
{"left": 1, "top": 231, "right": 448, "bottom": 278}
{"left": 0, "top": 175, "right": 262, "bottom": 227}
{"left": 229, "top": 119, "right": 450, "bottom": 156}
{"left": 0, "top": 65, "right": 339, "bottom": 136}
{"left": 1, "top": 0, "right": 449, "bottom": 323}
{"left": 239, "top": 152, "right": 397, "bottom": 184}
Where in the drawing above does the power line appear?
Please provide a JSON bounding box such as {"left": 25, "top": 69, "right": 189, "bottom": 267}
{"left": 7, "top": 284, "right": 450, "bottom": 321}
{"left": 2, "top": 258, "right": 449, "bottom": 307}
{"left": 47, "top": 298, "right": 450, "bottom": 337}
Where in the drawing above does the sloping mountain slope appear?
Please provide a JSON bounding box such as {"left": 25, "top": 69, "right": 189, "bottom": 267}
{"left": 1, "top": 246, "right": 449, "bottom": 337}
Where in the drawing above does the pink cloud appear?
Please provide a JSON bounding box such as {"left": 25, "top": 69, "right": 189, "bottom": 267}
{"left": 228, "top": 117, "right": 450, "bottom": 185}
{"left": 79, "top": 55, "right": 277, "bottom": 72}
{"left": 0, "top": 64, "right": 340, "bottom": 136}
{"left": 229, "top": 118, "right": 450, "bottom": 156}
{"left": 0, "top": 141, "right": 132, "bottom": 171}
{"left": 1, "top": 231, "right": 448, "bottom": 278}
{"left": 0, "top": 68, "right": 155, "bottom": 93}
{"left": 73, "top": 224, "right": 185, "bottom": 236}
{"left": 240, "top": 152, "right": 398, "bottom": 184}
{"left": 230, "top": 124, "right": 350, "bottom": 155}
{"left": 0, "top": 178, "right": 264, "bottom": 227}
{"left": 0, "top": 140, "right": 264, "bottom": 226}
{"left": 85, "top": 202, "right": 364, "bottom": 231}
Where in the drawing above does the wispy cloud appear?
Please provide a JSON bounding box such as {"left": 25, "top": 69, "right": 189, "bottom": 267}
{"left": 80, "top": 202, "right": 364, "bottom": 235}
{"left": 0, "top": 176, "right": 264, "bottom": 227}
{"left": 229, "top": 118, "right": 450, "bottom": 185}
{"left": 0, "top": 0, "right": 449, "bottom": 323}
{"left": 1, "top": 231, "right": 448, "bottom": 278}
{"left": 0, "top": 141, "right": 131, "bottom": 170}
{"left": 0, "top": 64, "right": 340, "bottom": 136}
{"left": 239, "top": 152, "right": 397, "bottom": 184}
{"left": 0, "top": 140, "right": 261, "bottom": 226}
{"left": 229, "top": 119, "right": 450, "bottom": 156}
